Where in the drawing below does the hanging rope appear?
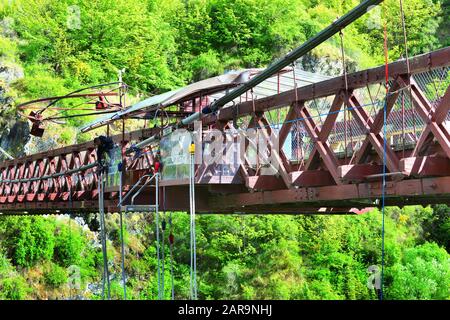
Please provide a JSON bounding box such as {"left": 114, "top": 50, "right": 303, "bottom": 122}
{"left": 292, "top": 63, "right": 302, "bottom": 164}
{"left": 163, "top": 185, "right": 175, "bottom": 300}
{"left": 118, "top": 163, "right": 127, "bottom": 300}
{"left": 380, "top": 22, "right": 389, "bottom": 302}
{"left": 98, "top": 169, "right": 111, "bottom": 300}
{"left": 168, "top": 209, "right": 175, "bottom": 300}
{"left": 161, "top": 214, "right": 166, "bottom": 299}
{"left": 160, "top": 180, "right": 166, "bottom": 300}
{"left": 339, "top": 30, "right": 351, "bottom": 160}
{"left": 155, "top": 172, "right": 162, "bottom": 300}
{"left": 67, "top": 175, "right": 74, "bottom": 299}
{"left": 398, "top": 0, "right": 416, "bottom": 142}
{"left": 189, "top": 142, "right": 198, "bottom": 300}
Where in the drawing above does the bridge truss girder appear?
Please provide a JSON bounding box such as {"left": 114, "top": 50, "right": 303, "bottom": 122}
{"left": 0, "top": 47, "right": 449, "bottom": 215}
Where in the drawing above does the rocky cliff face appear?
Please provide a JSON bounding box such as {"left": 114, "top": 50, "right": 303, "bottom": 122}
{"left": 299, "top": 51, "right": 358, "bottom": 76}
{"left": 0, "top": 18, "right": 30, "bottom": 161}
{"left": 0, "top": 60, "right": 30, "bottom": 160}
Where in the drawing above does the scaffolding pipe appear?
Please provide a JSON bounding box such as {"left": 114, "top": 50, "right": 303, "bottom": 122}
{"left": 125, "top": 136, "right": 159, "bottom": 154}
{"left": 0, "top": 147, "right": 13, "bottom": 160}
{"left": 210, "top": 0, "right": 383, "bottom": 111}
{"left": 130, "top": 176, "right": 155, "bottom": 205}
{"left": 117, "top": 173, "right": 156, "bottom": 206}
{"left": 182, "top": 0, "right": 384, "bottom": 126}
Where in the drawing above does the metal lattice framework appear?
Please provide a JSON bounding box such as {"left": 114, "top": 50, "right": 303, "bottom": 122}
{"left": 0, "top": 47, "right": 449, "bottom": 215}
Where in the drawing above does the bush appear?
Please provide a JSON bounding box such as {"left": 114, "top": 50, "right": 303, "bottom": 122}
{"left": 386, "top": 242, "right": 450, "bottom": 299}
{"left": 54, "top": 221, "right": 85, "bottom": 267}
{"left": 0, "top": 277, "right": 30, "bottom": 300}
{"left": 44, "top": 263, "right": 68, "bottom": 288}
{"left": 2, "top": 217, "right": 55, "bottom": 268}
{"left": 0, "top": 253, "right": 11, "bottom": 275}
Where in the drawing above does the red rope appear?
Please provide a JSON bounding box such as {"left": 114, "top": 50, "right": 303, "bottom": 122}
{"left": 384, "top": 24, "right": 389, "bottom": 92}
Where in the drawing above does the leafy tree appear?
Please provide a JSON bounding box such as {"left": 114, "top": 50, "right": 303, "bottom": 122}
{"left": 54, "top": 221, "right": 85, "bottom": 267}
{"left": 358, "top": 0, "right": 442, "bottom": 63}
{"left": 386, "top": 242, "right": 450, "bottom": 299}
{"left": 423, "top": 205, "right": 450, "bottom": 251}
{"left": 1, "top": 216, "right": 55, "bottom": 267}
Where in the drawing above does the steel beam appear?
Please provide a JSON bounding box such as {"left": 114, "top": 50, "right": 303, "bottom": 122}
{"left": 203, "top": 47, "right": 450, "bottom": 126}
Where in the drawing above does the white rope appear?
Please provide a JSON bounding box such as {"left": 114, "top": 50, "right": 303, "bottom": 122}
{"left": 98, "top": 170, "right": 111, "bottom": 299}
{"left": 155, "top": 173, "right": 162, "bottom": 299}
{"left": 118, "top": 168, "right": 127, "bottom": 300}
{"left": 189, "top": 144, "right": 198, "bottom": 299}
{"left": 169, "top": 210, "right": 175, "bottom": 300}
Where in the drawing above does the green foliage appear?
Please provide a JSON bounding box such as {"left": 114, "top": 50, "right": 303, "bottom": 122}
{"left": 0, "top": 205, "right": 449, "bottom": 300}
{"left": 0, "top": 252, "right": 30, "bottom": 299}
{"left": 0, "top": 0, "right": 449, "bottom": 300}
{"left": 0, "top": 216, "right": 55, "bottom": 267}
{"left": 0, "top": 276, "right": 30, "bottom": 299}
{"left": 386, "top": 242, "right": 450, "bottom": 299}
{"left": 357, "top": 0, "right": 442, "bottom": 64}
{"left": 0, "top": 0, "right": 445, "bottom": 138}
{"left": 54, "top": 221, "right": 85, "bottom": 267}
{"left": 423, "top": 205, "right": 450, "bottom": 251}
{"left": 43, "top": 262, "right": 68, "bottom": 288}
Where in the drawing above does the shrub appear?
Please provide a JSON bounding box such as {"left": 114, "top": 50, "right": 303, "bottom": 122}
{"left": 54, "top": 222, "right": 84, "bottom": 267}
{"left": 2, "top": 217, "right": 55, "bottom": 267}
{"left": 0, "top": 277, "right": 30, "bottom": 300}
{"left": 386, "top": 242, "right": 450, "bottom": 299}
{"left": 44, "top": 263, "right": 68, "bottom": 288}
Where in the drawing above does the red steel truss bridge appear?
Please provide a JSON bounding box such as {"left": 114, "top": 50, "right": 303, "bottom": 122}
{"left": 0, "top": 46, "right": 449, "bottom": 216}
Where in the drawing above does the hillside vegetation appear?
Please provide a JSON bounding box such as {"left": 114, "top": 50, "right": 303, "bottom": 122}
{"left": 0, "top": 0, "right": 449, "bottom": 300}
{"left": 0, "top": 206, "right": 448, "bottom": 300}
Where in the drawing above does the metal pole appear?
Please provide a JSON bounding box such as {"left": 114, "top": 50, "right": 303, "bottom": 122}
{"left": 189, "top": 175, "right": 193, "bottom": 300}
{"left": 98, "top": 175, "right": 105, "bottom": 299}
{"left": 0, "top": 146, "right": 13, "bottom": 160}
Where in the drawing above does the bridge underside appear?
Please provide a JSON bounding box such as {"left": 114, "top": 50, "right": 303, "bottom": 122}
{"left": 2, "top": 174, "right": 450, "bottom": 216}
{"left": 0, "top": 47, "right": 449, "bottom": 216}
